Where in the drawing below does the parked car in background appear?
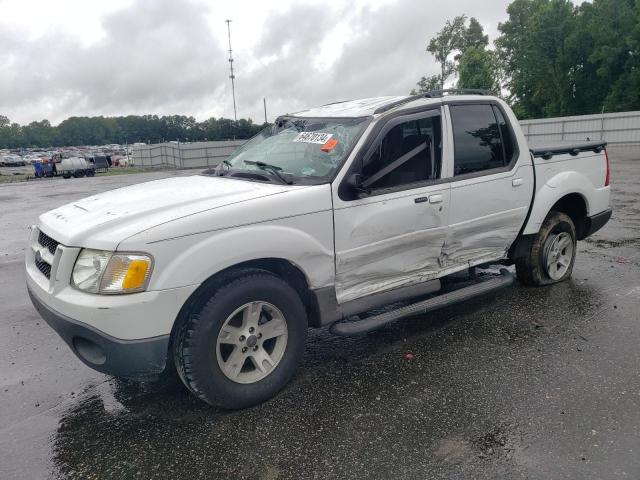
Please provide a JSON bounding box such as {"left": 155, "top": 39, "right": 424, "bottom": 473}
{"left": 1, "top": 155, "right": 26, "bottom": 167}
{"left": 27, "top": 90, "right": 611, "bottom": 409}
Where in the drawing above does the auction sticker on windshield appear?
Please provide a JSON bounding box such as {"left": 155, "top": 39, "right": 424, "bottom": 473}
{"left": 293, "top": 132, "right": 333, "bottom": 144}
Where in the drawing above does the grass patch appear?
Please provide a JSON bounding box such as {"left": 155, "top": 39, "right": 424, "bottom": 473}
{"left": 0, "top": 174, "right": 29, "bottom": 184}
{"left": 0, "top": 167, "right": 168, "bottom": 184}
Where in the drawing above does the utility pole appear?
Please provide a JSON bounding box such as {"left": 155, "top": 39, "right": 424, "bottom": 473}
{"left": 225, "top": 19, "right": 237, "bottom": 122}
{"left": 263, "top": 98, "right": 268, "bottom": 124}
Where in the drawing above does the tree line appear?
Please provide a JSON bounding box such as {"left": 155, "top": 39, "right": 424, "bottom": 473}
{"left": 414, "top": 0, "right": 640, "bottom": 119}
{"left": 0, "top": 114, "right": 264, "bottom": 149}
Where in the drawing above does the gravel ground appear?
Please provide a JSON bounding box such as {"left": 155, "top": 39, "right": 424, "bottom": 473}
{"left": 0, "top": 154, "right": 638, "bottom": 479}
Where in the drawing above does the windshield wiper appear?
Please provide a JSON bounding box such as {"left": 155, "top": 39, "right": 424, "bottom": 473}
{"left": 244, "top": 160, "right": 293, "bottom": 185}
{"left": 216, "top": 160, "right": 232, "bottom": 176}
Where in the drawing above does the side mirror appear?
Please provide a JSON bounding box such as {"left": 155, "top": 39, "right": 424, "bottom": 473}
{"left": 346, "top": 173, "right": 370, "bottom": 198}
{"left": 347, "top": 173, "right": 363, "bottom": 189}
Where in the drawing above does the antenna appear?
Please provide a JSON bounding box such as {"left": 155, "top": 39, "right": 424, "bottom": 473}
{"left": 225, "top": 19, "right": 237, "bottom": 121}
{"left": 263, "top": 98, "right": 267, "bottom": 124}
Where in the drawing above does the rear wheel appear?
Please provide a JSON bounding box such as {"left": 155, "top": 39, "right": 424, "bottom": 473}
{"left": 516, "top": 211, "right": 577, "bottom": 286}
{"left": 173, "top": 271, "right": 307, "bottom": 408}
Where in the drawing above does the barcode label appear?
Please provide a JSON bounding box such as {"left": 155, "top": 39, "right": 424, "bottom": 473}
{"left": 293, "top": 132, "right": 333, "bottom": 144}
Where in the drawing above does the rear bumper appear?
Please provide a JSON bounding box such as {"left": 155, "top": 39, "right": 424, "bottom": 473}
{"left": 28, "top": 286, "right": 169, "bottom": 380}
{"left": 584, "top": 208, "right": 612, "bottom": 238}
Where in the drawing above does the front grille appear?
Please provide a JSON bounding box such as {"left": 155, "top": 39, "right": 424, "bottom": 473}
{"left": 35, "top": 258, "right": 52, "bottom": 279}
{"left": 38, "top": 230, "right": 59, "bottom": 255}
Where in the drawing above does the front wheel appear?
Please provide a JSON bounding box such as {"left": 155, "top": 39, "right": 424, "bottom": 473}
{"left": 173, "top": 271, "right": 307, "bottom": 408}
{"left": 516, "top": 211, "right": 577, "bottom": 286}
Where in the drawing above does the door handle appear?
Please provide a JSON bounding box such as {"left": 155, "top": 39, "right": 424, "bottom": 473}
{"left": 512, "top": 178, "right": 524, "bottom": 187}
{"left": 429, "top": 194, "right": 443, "bottom": 204}
{"left": 414, "top": 197, "right": 429, "bottom": 204}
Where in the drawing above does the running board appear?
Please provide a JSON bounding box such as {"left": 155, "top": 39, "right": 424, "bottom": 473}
{"left": 330, "top": 269, "right": 515, "bottom": 336}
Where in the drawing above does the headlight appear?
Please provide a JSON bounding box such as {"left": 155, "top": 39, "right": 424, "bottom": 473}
{"left": 72, "top": 249, "right": 153, "bottom": 294}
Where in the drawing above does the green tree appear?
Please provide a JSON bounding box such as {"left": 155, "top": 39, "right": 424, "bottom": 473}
{"left": 496, "top": 0, "right": 578, "bottom": 118}
{"left": 604, "top": 1, "right": 640, "bottom": 113}
{"left": 583, "top": 0, "right": 639, "bottom": 112}
{"left": 426, "top": 15, "right": 467, "bottom": 89}
{"left": 23, "top": 120, "right": 55, "bottom": 147}
{"left": 416, "top": 15, "right": 494, "bottom": 94}
{"left": 411, "top": 74, "right": 443, "bottom": 94}
{"left": 459, "top": 17, "right": 489, "bottom": 53}
{"left": 457, "top": 47, "right": 499, "bottom": 91}
{"left": 0, "top": 114, "right": 264, "bottom": 148}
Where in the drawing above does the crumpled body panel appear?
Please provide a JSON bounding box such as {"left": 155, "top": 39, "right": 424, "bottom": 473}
{"left": 443, "top": 207, "right": 527, "bottom": 266}
{"left": 335, "top": 226, "right": 447, "bottom": 303}
{"left": 333, "top": 186, "right": 450, "bottom": 304}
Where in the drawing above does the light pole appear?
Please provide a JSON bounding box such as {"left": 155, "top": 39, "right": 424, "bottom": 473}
{"left": 225, "top": 19, "right": 237, "bottom": 122}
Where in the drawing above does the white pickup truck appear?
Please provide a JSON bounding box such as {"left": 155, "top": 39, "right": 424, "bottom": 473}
{"left": 26, "top": 91, "right": 611, "bottom": 408}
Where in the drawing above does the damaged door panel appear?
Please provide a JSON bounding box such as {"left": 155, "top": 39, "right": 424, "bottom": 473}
{"left": 444, "top": 104, "right": 534, "bottom": 267}
{"left": 333, "top": 108, "right": 450, "bottom": 304}
{"left": 334, "top": 186, "right": 450, "bottom": 303}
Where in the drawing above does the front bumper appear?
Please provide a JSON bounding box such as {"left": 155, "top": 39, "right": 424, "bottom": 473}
{"left": 28, "top": 285, "right": 170, "bottom": 379}
{"left": 25, "top": 225, "right": 198, "bottom": 379}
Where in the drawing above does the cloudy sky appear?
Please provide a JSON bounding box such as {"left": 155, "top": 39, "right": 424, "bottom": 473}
{"left": 0, "top": 0, "right": 512, "bottom": 125}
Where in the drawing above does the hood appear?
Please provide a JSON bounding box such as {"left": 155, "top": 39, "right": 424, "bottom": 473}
{"left": 39, "top": 175, "right": 300, "bottom": 250}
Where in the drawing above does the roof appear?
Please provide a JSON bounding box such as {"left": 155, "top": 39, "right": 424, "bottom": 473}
{"left": 289, "top": 91, "right": 499, "bottom": 119}
{"left": 290, "top": 96, "right": 413, "bottom": 118}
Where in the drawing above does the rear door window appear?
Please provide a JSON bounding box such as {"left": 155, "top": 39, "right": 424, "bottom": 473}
{"left": 493, "top": 105, "right": 515, "bottom": 164}
{"left": 450, "top": 104, "right": 505, "bottom": 175}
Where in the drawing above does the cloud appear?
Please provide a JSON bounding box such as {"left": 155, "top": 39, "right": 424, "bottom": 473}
{"left": 0, "top": 0, "right": 512, "bottom": 125}
{"left": 0, "top": 0, "right": 226, "bottom": 123}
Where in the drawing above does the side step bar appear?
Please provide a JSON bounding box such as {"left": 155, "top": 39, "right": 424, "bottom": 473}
{"left": 330, "top": 269, "right": 515, "bottom": 336}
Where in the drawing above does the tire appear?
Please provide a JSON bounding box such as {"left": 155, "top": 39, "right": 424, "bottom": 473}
{"left": 516, "top": 211, "right": 577, "bottom": 286}
{"left": 173, "top": 271, "right": 307, "bottom": 408}
{"left": 86, "top": 169, "right": 95, "bottom": 177}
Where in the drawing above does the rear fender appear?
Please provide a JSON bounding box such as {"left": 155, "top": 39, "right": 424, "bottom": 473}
{"left": 523, "top": 170, "right": 592, "bottom": 235}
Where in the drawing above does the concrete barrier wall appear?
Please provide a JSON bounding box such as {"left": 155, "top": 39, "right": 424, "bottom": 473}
{"left": 132, "top": 140, "right": 245, "bottom": 168}
{"left": 520, "top": 110, "right": 640, "bottom": 147}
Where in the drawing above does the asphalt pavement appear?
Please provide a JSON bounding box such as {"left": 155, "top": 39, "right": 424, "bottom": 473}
{"left": 0, "top": 154, "right": 639, "bottom": 479}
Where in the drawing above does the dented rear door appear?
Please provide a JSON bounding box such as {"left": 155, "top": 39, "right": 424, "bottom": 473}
{"left": 442, "top": 102, "right": 534, "bottom": 267}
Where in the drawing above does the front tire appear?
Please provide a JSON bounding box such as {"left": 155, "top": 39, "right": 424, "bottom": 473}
{"left": 516, "top": 211, "right": 577, "bottom": 286}
{"left": 173, "top": 271, "right": 307, "bottom": 408}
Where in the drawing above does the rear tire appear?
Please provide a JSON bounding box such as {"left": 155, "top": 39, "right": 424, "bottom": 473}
{"left": 173, "top": 271, "right": 307, "bottom": 409}
{"left": 516, "top": 211, "right": 577, "bottom": 286}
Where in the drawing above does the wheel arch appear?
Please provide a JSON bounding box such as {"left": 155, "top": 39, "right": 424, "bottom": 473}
{"left": 548, "top": 193, "right": 588, "bottom": 239}
{"left": 512, "top": 191, "right": 589, "bottom": 260}
{"left": 168, "top": 257, "right": 322, "bottom": 353}
{"left": 522, "top": 181, "right": 591, "bottom": 239}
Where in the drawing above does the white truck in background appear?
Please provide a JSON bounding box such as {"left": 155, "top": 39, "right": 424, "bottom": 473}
{"left": 26, "top": 90, "right": 611, "bottom": 408}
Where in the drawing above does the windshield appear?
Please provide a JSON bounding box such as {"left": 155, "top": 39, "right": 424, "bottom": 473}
{"left": 220, "top": 116, "right": 370, "bottom": 183}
